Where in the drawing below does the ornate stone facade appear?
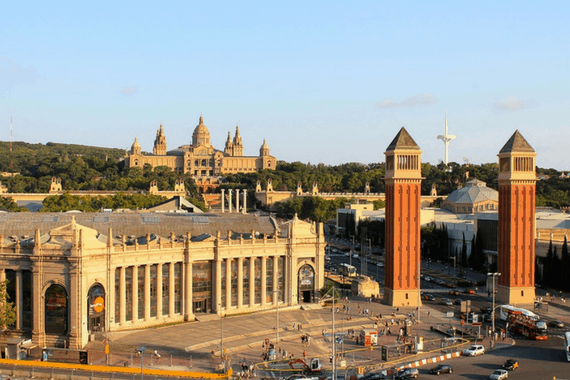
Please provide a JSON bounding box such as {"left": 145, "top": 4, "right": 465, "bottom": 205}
{"left": 126, "top": 116, "right": 277, "bottom": 177}
{"left": 0, "top": 213, "right": 325, "bottom": 349}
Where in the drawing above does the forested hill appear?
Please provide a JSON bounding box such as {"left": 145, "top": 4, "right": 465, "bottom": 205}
{"left": 0, "top": 141, "right": 568, "bottom": 209}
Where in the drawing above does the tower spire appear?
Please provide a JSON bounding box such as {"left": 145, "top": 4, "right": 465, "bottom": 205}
{"left": 437, "top": 113, "right": 456, "bottom": 165}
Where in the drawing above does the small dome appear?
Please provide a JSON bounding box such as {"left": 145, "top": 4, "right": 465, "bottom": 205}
{"left": 192, "top": 116, "right": 211, "bottom": 147}
{"left": 131, "top": 137, "right": 141, "bottom": 153}
{"left": 259, "top": 139, "right": 270, "bottom": 156}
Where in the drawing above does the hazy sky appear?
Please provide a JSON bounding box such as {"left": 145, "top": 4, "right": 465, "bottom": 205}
{"left": 2, "top": 1, "right": 569, "bottom": 170}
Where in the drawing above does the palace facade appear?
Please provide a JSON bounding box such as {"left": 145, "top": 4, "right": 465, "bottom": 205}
{"left": 126, "top": 116, "right": 277, "bottom": 177}
{"left": 0, "top": 212, "right": 325, "bottom": 349}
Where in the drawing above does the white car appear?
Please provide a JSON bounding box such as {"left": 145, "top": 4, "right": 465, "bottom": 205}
{"left": 463, "top": 344, "right": 485, "bottom": 357}
{"left": 489, "top": 369, "right": 508, "bottom": 380}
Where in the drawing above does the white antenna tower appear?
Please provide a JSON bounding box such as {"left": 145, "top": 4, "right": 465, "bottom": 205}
{"left": 463, "top": 157, "right": 469, "bottom": 165}
{"left": 437, "top": 112, "right": 456, "bottom": 165}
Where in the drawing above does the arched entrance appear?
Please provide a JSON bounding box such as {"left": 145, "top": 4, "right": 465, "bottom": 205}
{"left": 87, "top": 284, "right": 105, "bottom": 333}
{"left": 298, "top": 264, "right": 315, "bottom": 303}
{"left": 45, "top": 284, "right": 68, "bottom": 335}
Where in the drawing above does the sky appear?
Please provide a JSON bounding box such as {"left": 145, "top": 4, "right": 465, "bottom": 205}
{"left": 1, "top": 1, "right": 569, "bottom": 170}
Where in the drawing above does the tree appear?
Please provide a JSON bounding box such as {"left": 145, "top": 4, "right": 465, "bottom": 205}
{"left": 0, "top": 280, "right": 17, "bottom": 328}
{"left": 562, "top": 236, "right": 569, "bottom": 291}
{"left": 461, "top": 232, "right": 468, "bottom": 267}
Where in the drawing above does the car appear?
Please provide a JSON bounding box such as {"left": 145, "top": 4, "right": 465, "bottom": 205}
{"left": 440, "top": 298, "right": 454, "bottom": 306}
{"left": 362, "top": 373, "right": 386, "bottom": 380}
{"left": 422, "top": 294, "right": 436, "bottom": 301}
{"left": 435, "top": 278, "right": 446, "bottom": 285}
{"left": 548, "top": 320, "right": 565, "bottom": 328}
{"left": 489, "top": 369, "right": 508, "bottom": 380}
{"left": 449, "top": 290, "right": 460, "bottom": 296}
{"left": 464, "top": 289, "right": 475, "bottom": 294}
{"left": 463, "top": 344, "right": 485, "bottom": 357}
{"left": 376, "top": 262, "right": 384, "bottom": 267}
{"left": 454, "top": 299, "right": 462, "bottom": 305}
{"left": 484, "top": 313, "right": 493, "bottom": 322}
{"left": 445, "top": 283, "right": 457, "bottom": 289}
{"left": 502, "top": 359, "right": 519, "bottom": 371}
{"left": 429, "top": 364, "right": 453, "bottom": 375}
{"left": 352, "top": 254, "right": 359, "bottom": 259}
{"left": 394, "top": 368, "right": 419, "bottom": 379}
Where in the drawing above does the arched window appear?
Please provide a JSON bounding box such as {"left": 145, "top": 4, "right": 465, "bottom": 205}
{"left": 45, "top": 284, "right": 68, "bottom": 335}
{"left": 88, "top": 284, "right": 105, "bottom": 333}
{"left": 201, "top": 159, "right": 207, "bottom": 167}
{"left": 134, "top": 159, "right": 139, "bottom": 166}
{"left": 194, "top": 160, "right": 199, "bottom": 166}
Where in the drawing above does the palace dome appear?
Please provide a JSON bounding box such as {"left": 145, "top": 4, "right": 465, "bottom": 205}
{"left": 192, "top": 116, "right": 211, "bottom": 147}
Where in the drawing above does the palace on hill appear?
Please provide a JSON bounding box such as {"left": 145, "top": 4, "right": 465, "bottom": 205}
{"left": 126, "top": 116, "right": 277, "bottom": 177}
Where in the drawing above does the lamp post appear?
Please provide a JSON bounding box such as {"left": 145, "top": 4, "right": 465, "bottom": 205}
{"left": 274, "top": 290, "right": 280, "bottom": 347}
{"left": 136, "top": 346, "right": 146, "bottom": 380}
{"left": 218, "top": 303, "right": 224, "bottom": 360}
{"left": 417, "top": 267, "right": 421, "bottom": 323}
{"left": 487, "top": 272, "right": 501, "bottom": 347}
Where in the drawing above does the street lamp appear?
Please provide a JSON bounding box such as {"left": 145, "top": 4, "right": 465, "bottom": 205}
{"left": 218, "top": 303, "right": 224, "bottom": 360}
{"left": 487, "top": 273, "right": 501, "bottom": 347}
{"left": 274, "top": 290, "right": 280, "bottom": 347}
{"left": 136, "top": 346, "right": 146, "bottom": 380}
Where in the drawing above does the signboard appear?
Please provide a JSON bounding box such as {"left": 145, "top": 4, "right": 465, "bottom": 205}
{"left": 446, "top": 311, "right": 454, "bottom": 318}
{"left": 93, "top": 296, "right": 105, "bottom": 313}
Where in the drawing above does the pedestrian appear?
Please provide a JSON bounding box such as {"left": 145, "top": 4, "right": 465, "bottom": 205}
{"left": 303, "top": 350, "right": 306, "bottom": 359}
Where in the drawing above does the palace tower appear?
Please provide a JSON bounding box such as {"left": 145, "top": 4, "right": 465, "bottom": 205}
{"left": 497, "top": 130, "right": 537, "bottom": 305}
{"left": 383, "top": 127, "right": 422, "bottom": 307}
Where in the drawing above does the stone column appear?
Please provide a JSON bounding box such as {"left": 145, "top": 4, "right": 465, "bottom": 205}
{"left": 249, "top": 258, "right": 255, "bottom": 307}
{"left": 261, "top": 257, "right": 267, "bottom": 306}
{"left": 184, "top": 260, "right": 193, "bottom": 321}
{"left": 235, "top": 189, "right": 240, "bottom": 213}
{"left": 16, "top": 270, "right": 23, "bottom": 330}
{"left": 132, "top": 265, "right": 139, "bottom": 323}
{"left": 237, "top": 258, "right": 244, "bottom": 308}
{"left": 144, "top": 265, "right": 151, "bottom": 320}
{"left": 228, "top": 189, "right": 233, "bottom": 213}
{"left": 225, "top": 259, "right": 232, "bottom": 309}
{"left": 169, "top": 263, "right": 175, "bottom": 317}
{"left": 273, "top": 256, "right": 279, "bottom": 305}
{"left": 0, "top": 270, "right": 5, "bottom": 329}
{"left": 215, "top": 259, "right": 222, "bottom": 313}
{"left": 221, "top": 189, "right": 225, "bottom": 213}
{"left": 119, "top": 267, "right": 126, "bottom": 324}
{"left": 242, "top": 189, "right": 247, "bottom": 214}
{"left": 31, "top": 267, "right": 44, "bottom": 346}
{"left": 156, "top": 264, "right": 163, "bottom": 319}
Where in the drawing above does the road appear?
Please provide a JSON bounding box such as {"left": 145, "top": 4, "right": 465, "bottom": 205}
{"left": 408, "top": 337, "right": 568, "bottom": 379}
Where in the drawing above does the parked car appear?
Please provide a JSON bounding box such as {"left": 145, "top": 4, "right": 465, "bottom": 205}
{"left": 440, "top": 298, "right": 454, "bottom": 306}
{"left": 435, "top": 278, "right": 446, "bottom": 285}
{"left": 445, "top": 283, "right": 457, "bottom": 289}
{"left": 429, "top": 364, "right": 453, "bottom": 375}
{"left": 449, "top": 290, "right": 460, "bottom": 296}
{"left": 454, "top": 299, "right": 462, "bottom": 305}
{"left": 489, "top": 369, "right": 508, "bottom": 380}
{"left": 548, "top": 320, "right": 565, "bottom": 328}
{"left": 464, "top": 289, "right": 475, "bottom": 294}
{"left": 394, "top": 368, "right": 419, "bottom": 379}
{"left": 503, "top": 359, "right": 519, "bottom": 371}
{"left": 376, "top": 262, "right": 384, "bottom": 267}
{"left": 463, "top": 344, "right": 485, "bottom": 357}
{"left": 424, "top": 276, "right": 432, "bottom": 282}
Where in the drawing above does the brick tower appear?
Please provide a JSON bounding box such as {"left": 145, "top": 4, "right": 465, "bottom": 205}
{"left": 497, "top": 130, "right": 537, "bottom": 306}
{"left": 384, "top": 127, "right": 422, "bottom": 307}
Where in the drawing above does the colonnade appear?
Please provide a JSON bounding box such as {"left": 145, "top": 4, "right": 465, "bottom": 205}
{"left": 220, "top": 189, "right": 247, "bottom": 213}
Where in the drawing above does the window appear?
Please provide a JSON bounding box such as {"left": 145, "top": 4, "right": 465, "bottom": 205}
{"left": 45, "top": 285, "right": 68, "bottom": 335}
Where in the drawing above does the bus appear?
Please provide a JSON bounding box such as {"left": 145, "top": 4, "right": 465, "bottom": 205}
{"left": 564, "top": 331, "right": 570, "bottom": 362}
{"left": 339, "top": 263, "right": 357, "bottom": 277}
{"left": 507, "top": 311, "right": 548, "bottom": 340}
{"left": 499, "top": 305, "right": 539, "bottom": 321}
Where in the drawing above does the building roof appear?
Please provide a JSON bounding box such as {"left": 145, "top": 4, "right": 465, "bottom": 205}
{"left": 499, "top": 130, "right": 535, "bottom": 154}
{"left": 0, "top": 212, "right": 277, "bottom": 240}
{"left": 385, "top": 127, "right": 420, "bottom": 152}
{"left": 444, "top": 179, "right": 498, "bottom": 204}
